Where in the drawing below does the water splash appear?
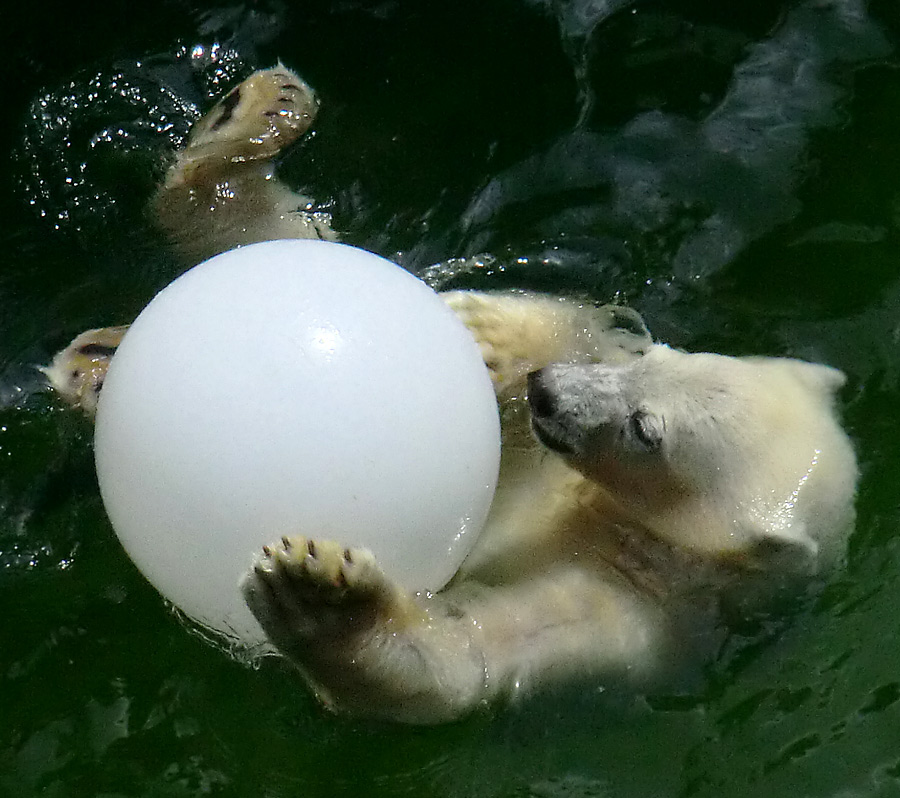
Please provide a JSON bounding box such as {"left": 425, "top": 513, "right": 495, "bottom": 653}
{"left": 16, "top": 43, "right": 250, "bottom": 239}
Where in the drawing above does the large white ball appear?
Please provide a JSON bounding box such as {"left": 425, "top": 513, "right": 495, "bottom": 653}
{"left": 95, "top": 240, "right": 500, "bottom": 648}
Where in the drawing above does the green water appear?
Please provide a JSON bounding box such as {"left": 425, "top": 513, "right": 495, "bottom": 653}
{"left": 3, "top": 1, "right": 900, "bottom": 796}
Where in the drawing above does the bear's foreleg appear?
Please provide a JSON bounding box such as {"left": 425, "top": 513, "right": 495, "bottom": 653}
{"left": 442, "top": 291, "right": 651, "bottom": 400}
{"left": 242, "top": 534, "right": 490, "bottom": 723}
{"left": 242, "top": 535, "right": 663, "bottom": 723}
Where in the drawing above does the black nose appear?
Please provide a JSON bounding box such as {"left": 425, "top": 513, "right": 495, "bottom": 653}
{"left": 527, "top": 369, "right": 557, "bottom": 419}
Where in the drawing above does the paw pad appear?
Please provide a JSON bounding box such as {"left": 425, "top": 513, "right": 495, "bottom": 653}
{"left": 250, "top": 534, "right": 386, "bottom": 607}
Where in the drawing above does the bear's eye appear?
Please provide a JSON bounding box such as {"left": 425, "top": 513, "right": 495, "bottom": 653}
{"left": 629, "top": 409, "right": 664, "bottom": 451}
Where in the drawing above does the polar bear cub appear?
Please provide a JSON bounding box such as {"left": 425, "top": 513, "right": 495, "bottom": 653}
{"left": 42, "top": 66, "right": 858, "bottom": 724}
{"left": 241, "top": 294, "right": 856, "bottom": 723}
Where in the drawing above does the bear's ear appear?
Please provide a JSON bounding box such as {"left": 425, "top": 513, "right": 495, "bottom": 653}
{"left": 788, "top": 360, "right": 847, "bottom": 398}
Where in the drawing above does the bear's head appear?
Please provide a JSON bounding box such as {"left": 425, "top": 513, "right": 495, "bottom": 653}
{"left": 527, "top": 344, "right": 858, "bottom": 571}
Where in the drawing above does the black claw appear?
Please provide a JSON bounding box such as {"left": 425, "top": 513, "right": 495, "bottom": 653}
{"left": 307, "top": 540, "right": 317, "bottom": 558}
{"left": 281, "top": 536, "right": 292, "bottom": 550}
{"left": 262, "top": 545, "right": 273, "bottom": 557}
{"left": 210, "top": 87, "right": 241, "bottom": 131}
{"left": 343, "top": 548, "right": 353, "bottom": 564}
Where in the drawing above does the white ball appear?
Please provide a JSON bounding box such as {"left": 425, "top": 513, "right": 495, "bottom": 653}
{"left": 95, "top": 240, "right": 500, "bottom": 648}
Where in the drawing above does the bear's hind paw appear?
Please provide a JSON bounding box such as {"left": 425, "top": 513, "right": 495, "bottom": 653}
{"left": 177, "top": 66, "right": 319, "bottom": 170}
{"left": 40, "top": 325, "right": 129, "bottom": 416}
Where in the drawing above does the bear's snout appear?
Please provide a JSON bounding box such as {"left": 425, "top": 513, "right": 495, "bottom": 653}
{"left": 527, "top": 369, "right": 557, "bottom": 420}
{"left": 527, "top": 369, "right": 577, "bottom": 455}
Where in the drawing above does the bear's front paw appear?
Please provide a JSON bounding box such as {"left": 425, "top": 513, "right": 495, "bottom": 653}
{"left": 442, "top": 291, "right": 545, "bottom": 394}
{"left": 242, "top": 536, "right": 410, "bottom": 646}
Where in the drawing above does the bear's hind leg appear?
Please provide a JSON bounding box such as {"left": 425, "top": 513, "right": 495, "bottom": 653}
{"left": 170, "top": 65, "right": 320, "bottom": 179}
{"left": 40, "top": 325, "right": 129, "bottom": 415}
{"left": 153, "top": 65, "right": 335, "bottom": 262}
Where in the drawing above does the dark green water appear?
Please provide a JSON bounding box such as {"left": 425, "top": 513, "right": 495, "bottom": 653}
{"left": 3, "top": 1, "right": 900, "bottom": 796}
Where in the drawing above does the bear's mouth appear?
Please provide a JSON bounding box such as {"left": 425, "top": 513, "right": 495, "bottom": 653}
{"left": 530, "top": 414, "right": 576, "bottom": 455}
{"left": 527, "top": 370, "right": 576, "bottom": 455}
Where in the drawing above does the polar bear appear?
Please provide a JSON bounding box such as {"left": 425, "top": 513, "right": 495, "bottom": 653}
{"left": 42, "top": 66, "right": 858, "bottom": 724}
{"left": 238, "top": 319, "right": 856, "bottom": 723}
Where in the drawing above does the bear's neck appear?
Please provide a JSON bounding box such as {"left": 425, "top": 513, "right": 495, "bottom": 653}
{"left": 458, "top": 452, "right": 705, "bottom": 594}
